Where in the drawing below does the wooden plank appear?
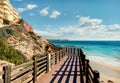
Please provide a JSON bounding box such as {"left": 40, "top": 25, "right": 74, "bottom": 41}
{"left": 37, "top": 67, "right": 47, "bottom": 75}
{"left": 55, "top": 53, "right": 57, "bottom": 64}
{"left": 11, "top": 71, "right": 33, "bottom": 83}
{"left": 51, "top": 58, "right": 55, "bottom": 62}
{"left": 88, "top": 68, "right": 94, "bottom": 78}
{"left": 93, "top": 70, "right": 100, "bottom": 83}
{"left": 3, "top": 65, "right": 11, "bottom": 83}
{"left": 12, "top": 60, "right": 34, "bottom": 71}
{"left": 51, "top": 62, "right": 55, "bottom": 66}
{"left": 88, "top": 75, "right": 93, "bottom": 83}
{"left": 88, "top": 69, "right": 93, "bottom": 81}
{"left": 51, "top": 59, "right": 55, "bottom": 63}
{"left": 36, "top": 71, "right": 46, "bottom": 80}
{"left": 36, "top": 54, "right": 47, "bottom": 58}
{"left": 0, "top": 71, "right": 4, "bottom": 75}
{"left": 0, "top": 79, "right": 3, "bottom": 83}
{"left": 36, "top": 60, "right": 47, "bottom": 67}
{"left": 51, "top": 59, "right": 55, "bottom": 65}
{"left": 37, "top": 63, "right": 47, "bottom": 71}
{"left": 51, "top": 56, "right": 55, "bottom": 61}
{"left": 22, "top": 75, "right": 33, "bottom": 83}
{"left": 88, "top": 64, "right": 94, "bottom": 73}
{"left": 36, "top": 56, "right": 47, "bottom": 62}
{"left": 11, "top": 65, "right": 33, "bottom": 80}
{"left": 33, "top": 56, "right": 37, "bottom": 83}
{"left": 51, "top": 56, "right": 55, "bottom": 60}
{"left": 51, "top": 60, "right": 55, "bottom": 65}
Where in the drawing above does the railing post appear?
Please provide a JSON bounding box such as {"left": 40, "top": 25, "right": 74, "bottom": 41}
{"left": 66, "top": 47, "right": 68, "bottom": 55}
{"left": 79, "top": 49, "right": 80, "bottom": 57}
{"left": 75, "top": 48, "right": 76, "bottom": 55}
{"left": 93, "top": 70, "right": 100, "bottom": 83}
{"left": 77, "top": 48, "right": 80, "bottom": 56}
{"left": 60, "top": 50, "right": 62, "bottom": 59}
{"left": 64, "top": 50, "right": 66, "bottom": 56}
{"left": 47, "top": 53, "right": 51, "bottom": 72}
{"left": 62, "top": 50, "right": 64, "bottom": 58}
{"left": 82, "top": 54, "right": 86, "bottom": 75}
{"left": 68, "top": 47, "right": 70, "bottom": 54}
{"left": 63, "top": 48, "right": 65, "bottom": 57}
{"left": 57, "top": 51, "right": 59, "bottom": 62}
{"left": 55, "top": 52, "right": 57, "bottom": 64}
{"left": 3, "top": 65, "right": 11, "bottom": 83}
{"left": 80, "top": 49, "right": 83, "bottom": 56}
{"left": 65, "top": 47, "right": 67, "bottom": 55}
{"left": 33, "top": 56, "right": 37, "bottom": 83}
{"left": 74, "top": 48, "right": 75, "bottom": 55}
{"left": 59, "top": 51, "right": 61, "bottom": 61}
{"left": 86, "top": 60, "right": 89, "bottom": 83}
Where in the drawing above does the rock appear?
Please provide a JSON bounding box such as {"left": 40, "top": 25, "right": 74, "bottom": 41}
{"left": 100, "top": 81, "right": 105, "bottom": 83}
{"left": 107, "top": 80, "right": 114, "bottom": 83}
{"left": 23, "top": 22, "right": 33, "bottom": 32}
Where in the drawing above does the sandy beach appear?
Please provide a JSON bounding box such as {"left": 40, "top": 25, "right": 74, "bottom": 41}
{"left": 90, "top": 60, "right": 120, "bottom": 83}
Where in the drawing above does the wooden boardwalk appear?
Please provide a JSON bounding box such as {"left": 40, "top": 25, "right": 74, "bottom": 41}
{"left": 37, "top": 55, "right": 85, "bottom": 83}
{"left": 0, "top": 47, "right": 100, "bottom": 83}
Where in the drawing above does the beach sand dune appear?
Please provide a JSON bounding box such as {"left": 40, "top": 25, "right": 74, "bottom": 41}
{"left": 90, "top": 61, "right": 120, "bottom": 83}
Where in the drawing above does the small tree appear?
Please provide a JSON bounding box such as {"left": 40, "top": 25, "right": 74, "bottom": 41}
{"left": 17, "top": 19, "right": 24, "bottom": 24}
{"left": 3, "top": 19, "right": 10, "bottom": 25}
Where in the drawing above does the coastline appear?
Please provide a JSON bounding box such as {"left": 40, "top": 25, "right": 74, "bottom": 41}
{"left": 90, "top": 60, "right": 120, "bottom": 83}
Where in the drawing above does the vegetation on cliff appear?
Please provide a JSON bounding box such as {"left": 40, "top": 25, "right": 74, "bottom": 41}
{"left": 0, "top": 23, "right": 61, "bottom": 65}
{"left": 0, "top": 38, "right": 26, "bottom": 65}
{"left": 0, "top": 0, "right": 61, "bottom": 66}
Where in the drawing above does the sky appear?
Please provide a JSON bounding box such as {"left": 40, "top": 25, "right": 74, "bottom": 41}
{"left": 11, "top": 0, "right": 120, "bottom": 40}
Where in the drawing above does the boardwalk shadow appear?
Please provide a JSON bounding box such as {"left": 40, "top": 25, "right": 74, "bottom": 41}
{"left": 50, "top": 56, "right": 84, "bottom": 83}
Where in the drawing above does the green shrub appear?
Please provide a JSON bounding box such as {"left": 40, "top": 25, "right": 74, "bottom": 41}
{"left": 0, "top": 38, "right": 26, "bottom": 65}
{"left": 3, "top": 19, "right": 10, "bottom": 25}
{"left": 17, "top": 19, "right": 24, "bottom": 24}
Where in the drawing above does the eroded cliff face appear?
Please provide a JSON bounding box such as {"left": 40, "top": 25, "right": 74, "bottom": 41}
{"left": 0, "top": 0, "right": 61, "bottom": 66}
{"left": 0, "top": 23, "right": 59, "bottom": 60}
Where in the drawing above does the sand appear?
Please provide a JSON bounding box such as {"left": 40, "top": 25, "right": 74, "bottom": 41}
{"left": 90, "top": 60, "right": 120, "bottom": 83}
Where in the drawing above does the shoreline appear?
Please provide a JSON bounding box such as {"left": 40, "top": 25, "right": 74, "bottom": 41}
{"left": 90, "top": 60, "right": 120, "bottom": 83}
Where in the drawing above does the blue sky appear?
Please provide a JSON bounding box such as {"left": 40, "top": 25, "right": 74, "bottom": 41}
{"left": 11, "top": 0, "right": 120, "bottom": 40}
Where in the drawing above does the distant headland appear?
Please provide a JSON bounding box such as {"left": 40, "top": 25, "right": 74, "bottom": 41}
{"left": 47, "top": 39, "right": 69, "bottom": 42}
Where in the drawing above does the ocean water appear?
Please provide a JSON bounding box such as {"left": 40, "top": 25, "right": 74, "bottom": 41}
{"left": 51, "top": 41, "right": 120, "bottom": 67}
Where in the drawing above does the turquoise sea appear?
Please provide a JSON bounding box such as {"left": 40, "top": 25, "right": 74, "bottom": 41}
{"left": 51, "top": 41, "right": 120, "bottom": 67}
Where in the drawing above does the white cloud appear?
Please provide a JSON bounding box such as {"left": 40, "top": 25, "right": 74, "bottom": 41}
{"left": 79, "top": 16, "right": 102, "bottom": 26}
{"left": 17, "top": 4, "right": 38, "bottom": 13}
{"left": 49, "top": 11, "right": 61, "bottom": 19}
{"left": 27, "top": 4, "right": 38, "bottom": 10}
{"left": 35, "top": 16, "right": 120, "bottom": 40}
{"left": 39, "top": 8, "right": 49, "bottom": 16}
{"left": 17, "top": 8, "right": 26, "bottom": 13}
{"left": 29, "top": 13, "right": 35, "bottom": 16}
{"left": 39, "top": 8, "right": 61, "bottom": 19}
{"left": 14, "top": 0, "right": 22, "bottom": 2}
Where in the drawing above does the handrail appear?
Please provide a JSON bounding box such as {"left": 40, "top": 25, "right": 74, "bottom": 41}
{"left": 0, "top": 47, "right": 100, "bottom": 83}
{"left": 64, "top": 47, "right": 100, "bottom": 83}
{"left": 0, "top": 49, "right": 65, "bottom": 83}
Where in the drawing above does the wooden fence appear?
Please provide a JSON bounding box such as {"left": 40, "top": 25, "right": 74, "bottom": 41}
{"left": 65, "top": 47, "right": 100, "bottom": 83}
{"left": 0, "top": 49, "right": 65, "bottom": 83}
{"left": 0, "top": 47, "right": 100, "bottom": 83}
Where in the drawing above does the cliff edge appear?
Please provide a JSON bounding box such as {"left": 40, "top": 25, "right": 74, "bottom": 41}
{"left": 0, "top": 0, "right": 61, "bottom": 66}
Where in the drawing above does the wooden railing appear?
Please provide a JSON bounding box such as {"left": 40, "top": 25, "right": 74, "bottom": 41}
{"left": 0, "top": 49, "right": 66, "bottom": 83}
{"left": 0, "top": 47, "right": 100, "bottom": 83}
{"left": 64, "top": 47, "right": 100, "bottom": 83}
